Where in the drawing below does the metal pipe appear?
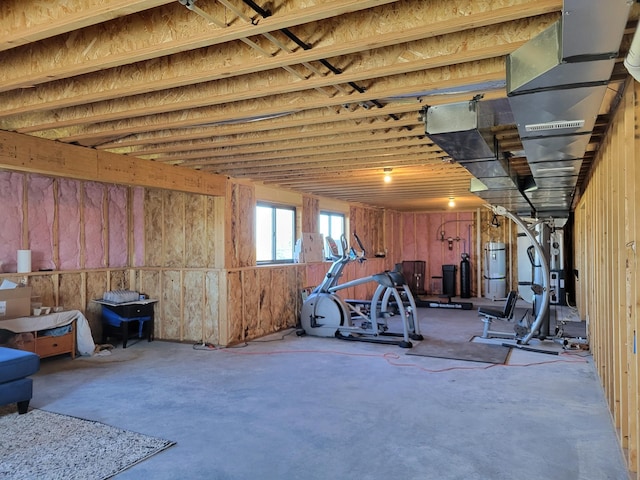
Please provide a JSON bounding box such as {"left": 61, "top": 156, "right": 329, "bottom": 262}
{"left": 241, "top": 0, "right": 270, "bottom": 18}
{"left": 217, "top": 0, "right": 254, "bottom": 23}
{"left": 476, "top": 208, "right": 482, "bottom": 298}
{"left": 178, "top": 0, "right": 227, "bottom": 27}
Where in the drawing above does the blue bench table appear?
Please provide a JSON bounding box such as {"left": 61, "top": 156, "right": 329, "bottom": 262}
{"left": 94, "top": 299, "right": 157, "bottom": 348}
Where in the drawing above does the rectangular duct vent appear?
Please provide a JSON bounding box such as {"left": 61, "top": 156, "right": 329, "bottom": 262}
{"left": 525, "top": 120, "right": 585, "bottom": 132}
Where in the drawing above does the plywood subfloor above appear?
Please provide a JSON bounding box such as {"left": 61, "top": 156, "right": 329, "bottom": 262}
{"left": 0, "top": 0, "right": 632, "bottom": 211}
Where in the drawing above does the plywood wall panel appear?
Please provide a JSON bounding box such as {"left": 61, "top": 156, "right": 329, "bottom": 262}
{"left": 258, "top": 268, "right": 273, "bottom": 337}
{"left": 285, "top": 267, "right": 300, "bottom": 329}
{"left": 205, "top": 196, "right": 221, "bottom": 268}
{"left": 29, "top": 275, "right": 55, "bottom": 308}
{"left": 183, "top": 270, "right": 204, "bottom": 343}
{"left": 238, "top": 184, "right": 256, "bottom": 267}
{"left": 226, "top": 270, "right": 244, "bottom": 344}
{"left": 226, "top": 182, "right": 255, "bottom": 268}
{"left": 302, "top": 195, "right": 319, "bottom": 233}
{"left": 161, "top": 270, "right": 181, "bottom": 341}
{"left": 305, "top": 262, "right": 327, "bottom": 289}
{"left": 136, "top": 269, "right": 162, "bottom": 345}
{"left": 58, "top": 273, "right": 84, "bottom": 312}
{"left": 163, "top": 190, "right": 185, "bottom": 268}
{"left": 243, "top": 268, "right": 260, "bottom": 337}
{"left": 85, "top": 271, "right": 108, "bottom": 337}
{"left": 138, "top": 270, "right": 161, "bottom": 303}
{"left": 144, "top": 189, "right": 163, "bottom": 267}
{"left": 274, "top": 268, "right": 291, "bottom": 332}
{"left": 204, "top": 270, "right": 221, "bottom": 345}
{"left": 185, "top": 195, "right": 206, "bottom": 268}
{"left": 108, "top": 269, "right": 128, "bottom": 291}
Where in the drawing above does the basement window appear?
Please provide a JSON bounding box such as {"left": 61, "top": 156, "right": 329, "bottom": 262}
{"left": 319, "top": 211, "right": 345, "bottom": 244}
{"left": 256, "top": 203, "right": 296, "bottom": 264}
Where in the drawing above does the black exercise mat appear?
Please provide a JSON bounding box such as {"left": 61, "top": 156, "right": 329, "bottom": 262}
{"left": 406, "top": 337, "right": 510, "bottom": 364}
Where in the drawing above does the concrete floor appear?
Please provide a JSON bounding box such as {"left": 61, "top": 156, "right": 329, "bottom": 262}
{"left": 31, "top": 300, "right": 628, "bottom": 480}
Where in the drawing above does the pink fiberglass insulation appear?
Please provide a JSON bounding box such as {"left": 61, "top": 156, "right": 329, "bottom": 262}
{"left": 132, "top": 187, "right": 145, "bottom": 267}
{"left": 58, "top": 178, "right": 81, "bottom": 270}
{"left": 83, "top": 182, "right": 105, "bottom": 268}
{"left": 0, "top": 171, "right": 25, "bottom": 273}
{"left": 27, "top": 176, "right": 55, "bottom": 271}
{"left": 108, "top": 184, "right": 128, "bottom": 267}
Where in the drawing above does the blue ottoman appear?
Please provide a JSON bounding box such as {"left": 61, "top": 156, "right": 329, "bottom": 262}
{"left": 0, "top": 347, "right": 40, "bottom": 414}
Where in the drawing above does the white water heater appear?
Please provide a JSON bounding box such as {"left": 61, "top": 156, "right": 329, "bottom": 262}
{"left": 484, "top": 242, "right": 506, "bottom": 300}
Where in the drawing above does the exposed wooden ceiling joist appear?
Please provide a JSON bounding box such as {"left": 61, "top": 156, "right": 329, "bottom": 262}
{"left": 2, "top": 0, "right": 629, "bottom": 212}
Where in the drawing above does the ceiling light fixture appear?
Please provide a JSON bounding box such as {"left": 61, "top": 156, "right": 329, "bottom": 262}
{"left": 383, "top": 168, "right": 392, "bottom": 183}
{"left": 448, "top": 197, "right": 455, "bottom": 208}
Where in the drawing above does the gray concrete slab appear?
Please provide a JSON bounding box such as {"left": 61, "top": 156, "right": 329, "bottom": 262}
{"left": 30, "top": 306, "right": 628, "bottom": 480}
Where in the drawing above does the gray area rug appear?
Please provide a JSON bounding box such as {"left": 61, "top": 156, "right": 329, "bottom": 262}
{"left": 406, "top": 337, "right": 511, "bottom": 364}
{"left": 0, "top": 406, "right": 175, "bottom": 479}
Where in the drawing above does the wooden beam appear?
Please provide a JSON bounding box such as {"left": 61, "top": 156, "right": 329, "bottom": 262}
{"left": 109, "top": 117, "right": 421, "bottom": 156}
{"left": 31, "top": 61, "right": 507, "bottom": 145}
{"left": 0, "top": 14, "right": 556, "bottom": 126}
{"left": 163, "top": 137, "right": 432, "bottom": 165}
{"left": 96, "top": 88, "right": 506, "bottom": 150}
{"left": 0, "top": 130, "right": 226, "bottom": 196}
{"left": 0, "top": 0, "right": 400, "bottom": 91}
{"left": 0, "top": 0, "right": 173, "bottom": 51}
{"left": 1, "top": 42, "right": 521, "bottom": 133}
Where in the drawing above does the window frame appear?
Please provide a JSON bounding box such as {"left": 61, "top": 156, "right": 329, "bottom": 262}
{"left": 319, "top": 211, "right": 346, "bottom": 259}
{"left": 255, "top": 202, "right": 297, "bottom": 265}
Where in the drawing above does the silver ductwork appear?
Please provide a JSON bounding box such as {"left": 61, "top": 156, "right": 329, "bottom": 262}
{"left": 424, "top": 0, "right": 632, "bottom": 217}
{"left": 424, "top": 98, "right": 533, "bottom": 213}
{"left": 506, "top": 0, "right": 632, "bottom": 216}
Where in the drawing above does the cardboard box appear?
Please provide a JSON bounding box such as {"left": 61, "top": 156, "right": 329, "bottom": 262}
{"left": 0, "top": 286, "right": 32, "bottom": 320}
{"left": 297, "top": 232, "right": 325, "bottom": 263}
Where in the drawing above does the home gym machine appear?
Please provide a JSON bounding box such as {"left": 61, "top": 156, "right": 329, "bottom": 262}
{"left": 299, "top": 234, "right": 423, "bottom": 348}
{"left": 478, "top": 205, "right": 550, "bottom": 345}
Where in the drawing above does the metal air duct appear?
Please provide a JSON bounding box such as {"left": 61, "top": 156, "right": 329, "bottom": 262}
{"left": 424, "top": 98, "right": 533, "bottom": 213}
{"left": 424, "top": 0, "right": 632, "bottom": 217}
{"left": 506, "top": 0, "right": 632, "bottom": 216}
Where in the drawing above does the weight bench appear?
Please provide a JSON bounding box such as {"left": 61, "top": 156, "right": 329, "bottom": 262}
{"left": 478, "top": 290, "right": 519, "bottom": 339}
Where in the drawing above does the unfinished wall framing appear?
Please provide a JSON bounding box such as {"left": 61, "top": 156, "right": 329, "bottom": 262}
{"left": 575, "top": 78, "right": 640, "bottom": 476}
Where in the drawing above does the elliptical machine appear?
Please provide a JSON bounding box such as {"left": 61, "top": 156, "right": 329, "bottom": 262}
{"left": 299, "top": 234, "right": 423, "bottom": 348}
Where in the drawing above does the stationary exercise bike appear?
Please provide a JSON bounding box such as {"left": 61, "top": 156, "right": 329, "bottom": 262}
{"left": 299, "top": 234, "right": 423, "bottom": 348}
